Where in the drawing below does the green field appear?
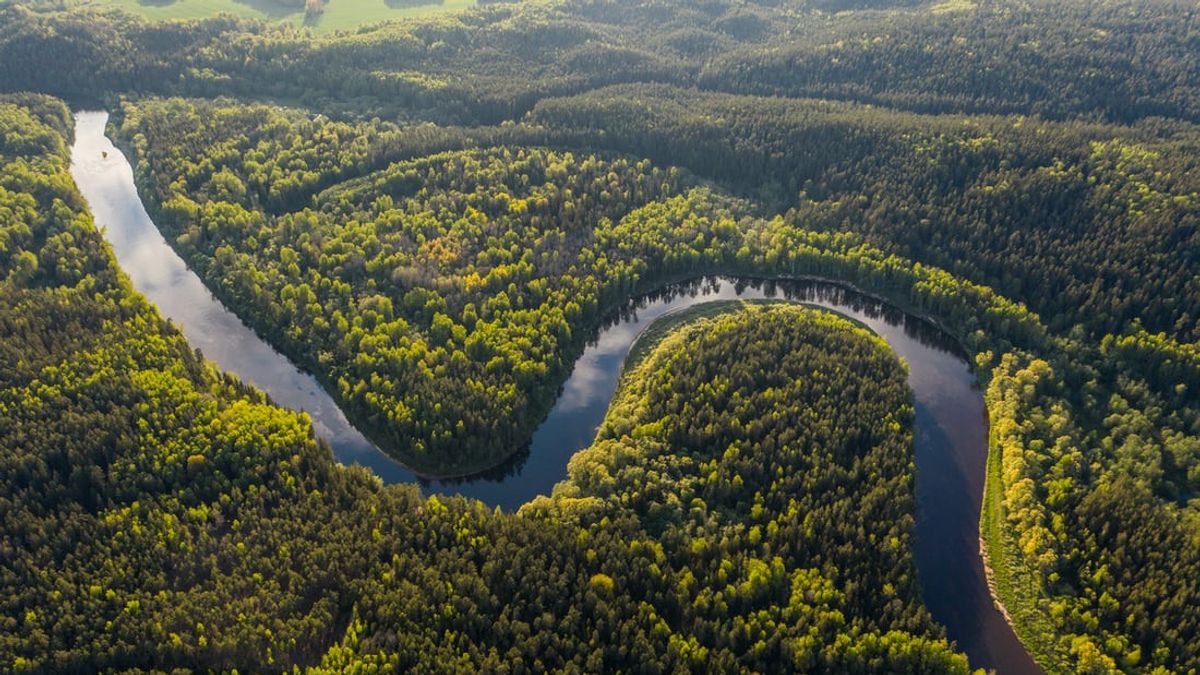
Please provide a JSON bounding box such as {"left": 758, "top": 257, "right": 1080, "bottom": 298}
{"left": 69, "top": 0, "right": 475, "bottom": 33}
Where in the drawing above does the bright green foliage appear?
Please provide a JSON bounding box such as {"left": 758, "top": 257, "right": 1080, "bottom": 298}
{"left": 542, "top": 304, "right": 945, "bottom": 661}
{"left": 0, "top": 95, "right": 390, "bottom": 670}
{"left": 0, "top": 0, "right": 1198, "bottom": 670}
{"left": 3, "top": 0, "right": 476, "bottom": 35}
{"left": 118, "top": 97, "right": 740, "bottom": 473}
{"left": 983, "top": 348, "right": 1200, "bottom": 671}
{"left": 323, "top": 304, "right": 969, "bottom": 673}
{"left": 114, "top": 94, "right": 1200, "bottom": 672}
{"left": 528, "top": 83, "right": 1200, "bottom": 341}
{"left": 3, "top": 0, "right": 1199, "bottom": 125}
{"left": 0, "top": 100, "right": 968, "bottom": 672}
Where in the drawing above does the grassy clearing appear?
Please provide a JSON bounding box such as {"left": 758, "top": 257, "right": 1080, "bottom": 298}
{"left": 929, "top": 0, "right": 975, "bottom": 13}
{"left": 980, "top": 423, "right": 1071, "bottom": 672}
{"left": 70, "top": 0, "right": 475, "bottom": 33}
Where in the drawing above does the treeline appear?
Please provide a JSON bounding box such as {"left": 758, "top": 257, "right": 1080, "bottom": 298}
{"left": 733, "top": 212, "right": 1200, "bottom": 673}
{"left": 527, "top": 83, "right": 1200, "bottom": 342}
{"left": 115, "top": 93, "right": 1200, "bottom": 671}
{"left": 1, "top": 100, "right": 971, "bottom": 672}
{"left": 321, "top": 303, "right": 970, "bottom": 673}
{"left": 0, "top": 1, "right": 1196, "bottom": 668}
{"left": 699, "top": 0, "right": 1200, "bottom": 124}
{"left": 0, "top": 94, "right": 390, "bottom": 671}
{"left": 981, "top": 346, "right": 1200, "bottom": 671}
{"left": 120, "top": 97, "right": 747, "bottom": 475}
{"left": 117, "top": 85, "right": 1200, "bottom": 348}
{"left": 2, "top": 0, "right": 1200, "bottom": 126}
{"left": 543, "top": 303, "right": 937, "bottom": 646}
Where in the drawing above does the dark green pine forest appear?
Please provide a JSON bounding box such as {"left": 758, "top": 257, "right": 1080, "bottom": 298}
{"left": 1, "top": 0, "right": 1199, "bottom": 672}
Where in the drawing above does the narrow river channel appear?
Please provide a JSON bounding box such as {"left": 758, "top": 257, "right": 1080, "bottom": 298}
{"left": 70, "top": 110, "right": 1040, "bottom": 674}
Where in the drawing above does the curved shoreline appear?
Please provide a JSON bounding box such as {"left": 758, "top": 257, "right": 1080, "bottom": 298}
{"left": 106, "top": 103, "right": 969, "bottom": 483}
{"left": 72, "top": 110, "right": 1038, "bottom": 673}
{"left": 981, "top": 535, "right": 1020, "bottom": 634}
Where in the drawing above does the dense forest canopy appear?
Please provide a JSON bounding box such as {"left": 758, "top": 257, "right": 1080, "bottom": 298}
{"left": 527, "top": 83, "right": 1200, "bottom": 341}
{"left": 2, "top": 0, "right": 1200, "bottom": 125}
{"left": 0, "top": 0, "right": 1199, "bottom": 672}
{"left": 0, "top": 106, "right": 967, "bottom": 670}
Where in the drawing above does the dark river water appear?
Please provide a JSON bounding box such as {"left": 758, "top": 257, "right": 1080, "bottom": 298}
{"left": 70, "top": 110, "right": 1040, "bottom": 674}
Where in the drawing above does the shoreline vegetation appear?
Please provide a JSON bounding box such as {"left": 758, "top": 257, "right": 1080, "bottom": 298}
{"left": 0, "top": 102, "right": 973, "bottom": 670}
{"left": 2, "top": 0, "right": 1199, "bottom": 670}
{"left": 109, "top": 95, "right": 1199, "bottom": 673}
{"left": 981, "top": 426, "right": 1067, "bottom": 670}
{"left": 120, "top": 107, "right": 1042, "bottom": 661}
{"left": 529, "top": 302, "right": 973, "bottom": 671}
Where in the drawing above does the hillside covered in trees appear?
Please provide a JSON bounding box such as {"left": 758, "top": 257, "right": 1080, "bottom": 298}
{"left": 2, "top": 0, "right": 1199, "bottom": 125}
{"left": 1, "top": 0, "right": 1199, "bottom": 672}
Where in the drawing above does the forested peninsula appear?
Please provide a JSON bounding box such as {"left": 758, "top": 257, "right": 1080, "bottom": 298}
{"left": 1, "top": 0, "right": 1198, "bottom": 672}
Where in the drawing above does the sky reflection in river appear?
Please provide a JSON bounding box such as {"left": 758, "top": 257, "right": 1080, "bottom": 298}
{"left": 70, "top": 110, "right": 1037, "bottom": 674}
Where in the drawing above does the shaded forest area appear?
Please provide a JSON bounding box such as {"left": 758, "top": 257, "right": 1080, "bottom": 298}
{"left": 0, "top": 0, "right": 1198, "bottom": 671}
{"left": 0, "top": 99, "right": 966, "bottom": 671}
{"left": 1, "top": 0, "right": 1198, "bottom": 125}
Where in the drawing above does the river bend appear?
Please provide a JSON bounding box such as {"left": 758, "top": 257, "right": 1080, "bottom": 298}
{"left": 69, "top": 110, "right": 1038, "bottom": 674}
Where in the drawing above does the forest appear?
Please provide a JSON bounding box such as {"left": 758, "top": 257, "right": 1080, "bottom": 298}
{"left": 0, "top": 0, "right": 1198, "bottom": 672}
{"left": 0, "top": 99, "right": 967, "bottom": 671}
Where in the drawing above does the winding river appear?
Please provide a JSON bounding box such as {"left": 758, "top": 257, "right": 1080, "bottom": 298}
{"left": 70, "top": 110, "right": 1039, "bottom": 673}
